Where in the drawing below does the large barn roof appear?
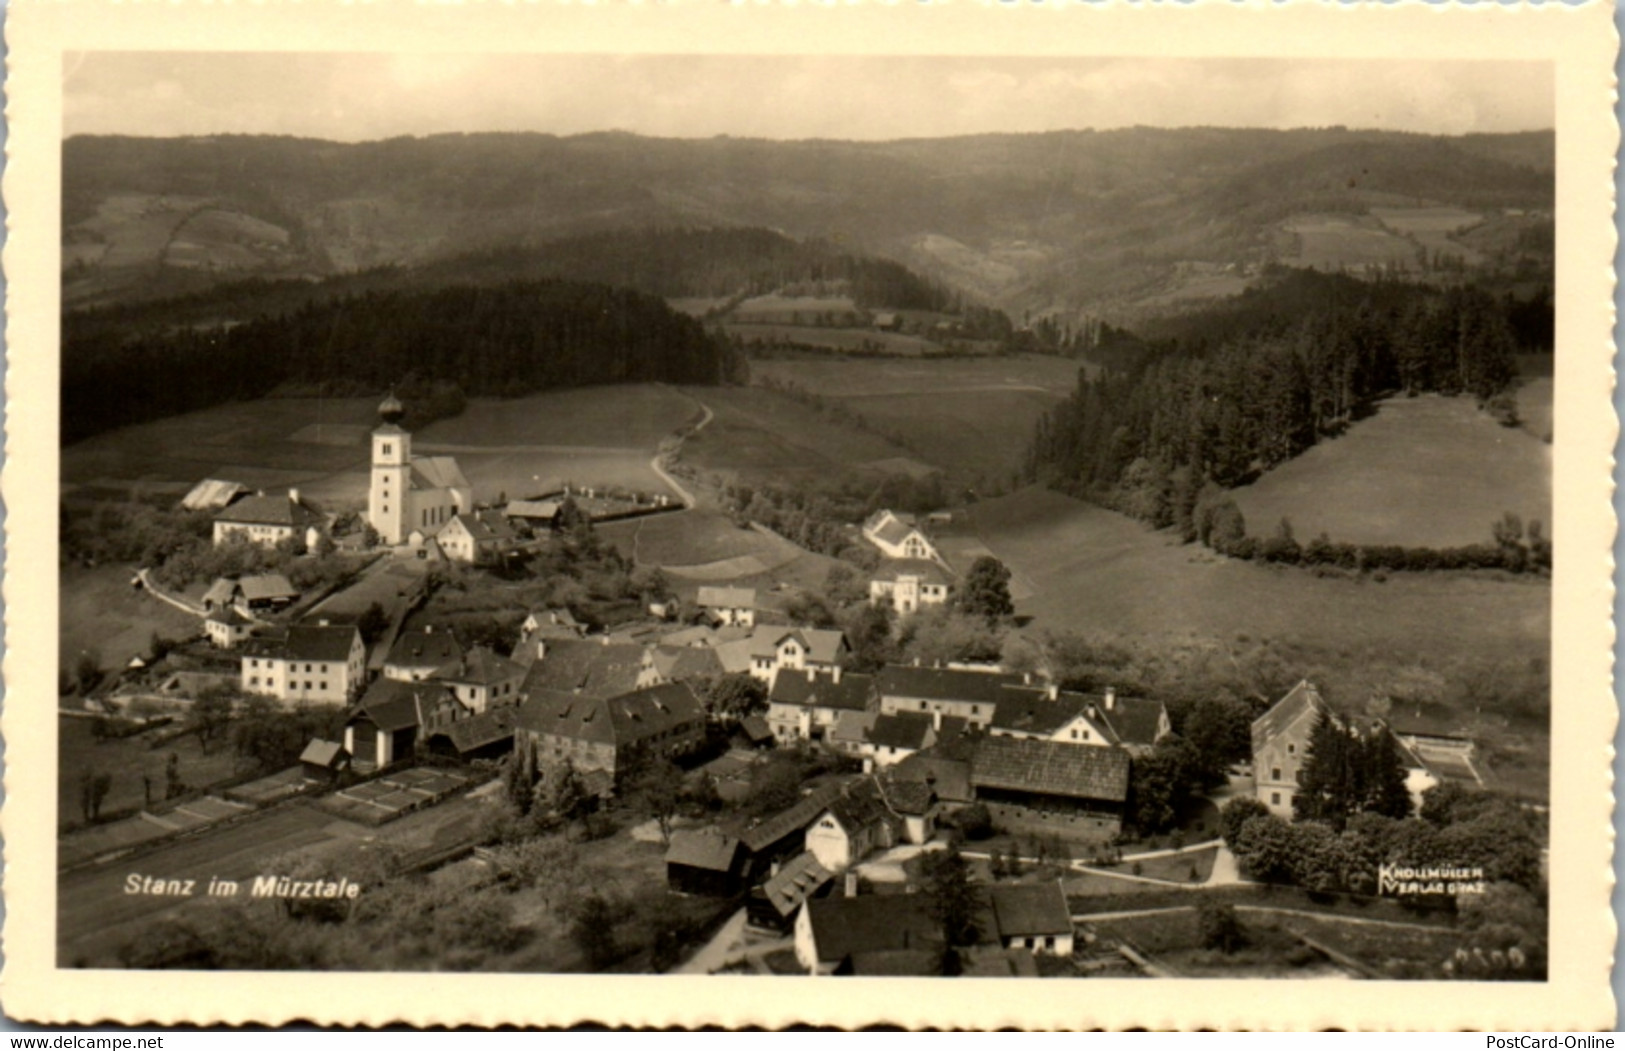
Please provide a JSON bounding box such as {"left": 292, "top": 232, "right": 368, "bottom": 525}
{"left": 970, "top": 736, "right": 1131, "bottom": 803}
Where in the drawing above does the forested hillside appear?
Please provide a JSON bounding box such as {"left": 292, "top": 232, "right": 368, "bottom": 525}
{"left": 1024, "top": 269, "right": 1546, "bottom": 530}
{"left": 61, "top": 280, "right": 741, "bottom": 445}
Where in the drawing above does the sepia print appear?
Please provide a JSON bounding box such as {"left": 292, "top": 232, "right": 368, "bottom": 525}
{"left": 5, "top": 0, "right": 1616, "bottom": 1030}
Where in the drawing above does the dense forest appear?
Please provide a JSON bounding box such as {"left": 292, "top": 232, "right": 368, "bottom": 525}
{"left": 61, "top": 279, "right": 742, "bottom": 445}
{"left": 1024, "top": 269, "right": 1549, "bottom": 529}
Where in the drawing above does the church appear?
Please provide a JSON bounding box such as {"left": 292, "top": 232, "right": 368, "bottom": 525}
{"left": 368, "top": 394, "right": 473, "bottom": 546}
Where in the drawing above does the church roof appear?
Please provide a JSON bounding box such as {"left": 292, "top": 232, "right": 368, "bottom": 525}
{"left": 411, "top": 456, "right": 470, "bottom": 492}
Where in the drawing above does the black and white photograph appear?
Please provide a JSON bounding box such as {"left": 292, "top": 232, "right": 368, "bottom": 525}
{"left": 7, "top": 0, "right": 1617, "bottom": 1030}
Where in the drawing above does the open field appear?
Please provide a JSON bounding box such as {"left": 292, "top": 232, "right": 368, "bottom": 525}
{"left": 1281, "top": 214, "right": 1417, "bottom": 271}
{"left": 1230, "top": 395, "right": 1551, "bottom": 549}
{"left": 731, "top": 293, "right": 860, "bottom": 321}
{"left": 1371, "top": 205, "right": 1486, "bottom": 267}
{"left": 724, "top": 324, "right": 939, "bottom": 356}
{"left": 750, "top": 354, "right": 1084, "bottom": 398}
{"left": 598, "top": 511, "right": 800, "bottom": 572}
{"left": 418, "top": 385, "right": 696, "bottom": 449}
{"left": 962, "top": 486, "right": 1549, "bottom": 661}
{"left": 60, "top": 563, "right": 205, "bottom": 677}
{"left": 58, "top": 714, "right": 243, "bottom": 832}
{"left": 1515, "top": 354, "right": 1555, "bottom": 444}
{"left": 677, "top": 385, "right": 911, "bottom": 485}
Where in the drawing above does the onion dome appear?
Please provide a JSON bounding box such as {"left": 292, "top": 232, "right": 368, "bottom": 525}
{"left": 378, "top": 391, "right": 405, "bottom": 424}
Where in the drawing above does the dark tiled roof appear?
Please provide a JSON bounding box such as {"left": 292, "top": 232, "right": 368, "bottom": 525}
{"left": 823, "top": 777, "right": 895, "bottom": 833}
{"left": 970, "top": 736, "right": 1131, "bottom": 803}
{"left": 203, "top": 578, "right": 239, "bottom": 606}
{"left": 769, "top": 670, "right": 873, "bottom": 713}
{"left": 841, "top": 949, "right": 941, "bottom": 976}
{"left": 214, "top": 492, "right": 323, "bottom": 528}
{"left": 349, "top": 679, "right": 454, "bottom": 733}
{"left": 990, "top": 688, "right": 1091, "bottom": 737}
{"left": 505, "top": 499, "right": 561, "bottom": 520}
{"left": 878, "top": 779, "right": 935, "bottom": 816}
{"left": 521, "top": 638, "right": 646, "bottom": 699}
{"left": 299, "top": 739, "right": 348, "bottom": 767}
{"left": 1251, "top": 680, "right": 1329, "bottom": 757}
{"left": 429, "top": 707, "right": 519, "bottom": 754}
{"left": 386, "top": 629, "right": 464, "bottom": 670}
{"left": 515, "top": 681, "right": 704, "bottom": 749}
{"left": 649, "top": 644, "right": 726, "bottom": 683}
{"left": 664, "top": 829, "right": 742, "bottom": 872}
{"left": 239, "top": 574, "right": 299, "bottom": 602}
{"left": 805, "top": 894, "right": 943, "bottom": 964}
{"left": 282, "top": 624, "right": 360, "bottom": 663}
{"left": 740, "top": 715, "right": 774, "bottom": 743}
{"left": 735, "top": 781, "right": 849, "bottom": 854}
{"left": 876, "top": 666, "right": 1028, "bottom": 705}
{"left": 891, "top": 753, "right": 974, "bottom": 804}
{"left": 1097, "top": 696, "right": 1167, "bottom": 748}
{"left": 434, "top": 646, "right": 526, "bottom": 687}
{"left": 759, "top": 851, "right": 833, "bottom": 919}
{"left": 988, "top": 882, "right": 1072, "bottom": 937}
{"left": 697, "top": 586, "right": 757, "bottom": 609}
{"left": 867, "top": 711, "right": 937, "bottom": 752}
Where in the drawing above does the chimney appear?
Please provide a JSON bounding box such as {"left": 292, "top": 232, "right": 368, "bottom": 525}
{"left": 844, "top": 871, "right": 859, "bottom": 898}
{"left": 1104, "top": 687, "right": 1116, "bottom": 711}
{"left": 289, "top": 487, "right": 300, "bottom": 505}
{"left": 425, "top": 624, "right": 433, "bottom": 634}
{"left": 932, "top": 710, "right": 942, "bottom": 732}
{"left": 807, "top": 667, "right": 816, "bottom": 683}
{"left": 832, "top": 666, "right": 842, "bottom": 684}
{"left": 1023, "top": 671, "right": 1032, "bottom": 686}
{"left": 1046, "top": 682, "right": 1059, "bottom": 702}
{"left": 913, "top": 657, "right": 921, "bottom": 667}
{"left": 601, "top": 635, "right": 610, "bottom": 647}
{"left": 317, "top": 618, "right": 330, "bottom": 627}
{"left": 1086, "top": 704, "right": 1098, "bottom": 720}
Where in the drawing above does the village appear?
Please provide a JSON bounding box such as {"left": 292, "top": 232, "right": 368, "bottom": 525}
{"left": 57, "top": 392, "right": 1535, "bottom": 978}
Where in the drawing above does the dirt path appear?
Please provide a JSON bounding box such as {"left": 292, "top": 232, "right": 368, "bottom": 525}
{"left": 649, "top": 394, "right": 714, "bottom": 510}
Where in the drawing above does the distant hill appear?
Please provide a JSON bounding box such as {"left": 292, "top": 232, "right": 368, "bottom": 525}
{"left": 61, "top": 127, "right": 1553, "bottom": 321}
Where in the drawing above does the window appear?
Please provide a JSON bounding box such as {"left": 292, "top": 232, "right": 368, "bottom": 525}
{"left": 920, "top": 701, "right": 928, "bottom": 711}
{"left": 382, "top": 443, "right": 392, "bottom": 456}
{"left": 971, "top": 705, "right": 979, "bottom": 715}
{"left": 1070, "top": 729, "right": 1079, "bottom": 740}
{"left": 305, "top": 681, "right": 313, "bottom": 691}
{"left": 1272, "top": 767, "right": 1282, "bottom": 781}
{"left": 320, "top": 682, "right": 327, "bottom": 691}
{"left": 1271, "top": 792, "right": 1281, "bottom": 806}
{"left": 1044, "top": 936, "right": 1056, "bottom": 951}
{"left": 1288, "top": 743, "right": 1296, "bottom": 755}
{"left": 250, "top": 677, "right": 259, "bottom": 686}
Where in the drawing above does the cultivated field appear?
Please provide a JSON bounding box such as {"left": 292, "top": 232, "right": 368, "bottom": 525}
{"left": 58, "top": 714, "right": 243, "bottom": 832}
{"left": 59, "top": 563, "right": 205, "bottom": 676}
{"left": 962, "top": 486, "right": 1549, "bottom": 661}
{"left": 1230, "top": 395, "right": 1551, "bottom": 549}
{"left": 418, "top": 386, "right": 697, "bottom": 450}
{"left": 724, "top": 324, "right": 939, "bottom": 356}
{"left": 1280, "top": 214, "right": 1417, "bottom": 271}
{"left": 731, "top": 293, "right": 861, "bottom": 322}
{"left": 1371, "top": 205, "right": 1486, "bottom": 267}
{"left": 676, "top": 385, "right": 912, "bottom": 486}
{"left": 1515, "top": 354, "right": 1555, "bottom": 445}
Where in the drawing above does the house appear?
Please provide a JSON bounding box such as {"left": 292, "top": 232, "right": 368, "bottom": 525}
{"left": 1388, "top": 711, "right": 1483, "bottom": 787}
{"left": 718, "top": 626, "right": 850, "bottom": 689}
{"left": 1094, "top": 690, "right": 1174, "bottom": 758}
{"left": 877, "top": 778, "right": 938, "bottom": 844}
{"left": 739, "top": 714, "right": 775, "bottom": 748}
{"left": 522, "top": 608, "right": 584, "bottom": 639}
{"left": 747, "top": 851, "right": 833, "bottom": 933}
{"left": 804, "top": 776, "right": 901, "bottom": 873}
{"left": 638, "top": 644, "right": 727, "bottom": 690}
{"left": 696, "top": 586, "right": 757, "bottom": 627}
{"left": 240, "top": 622, "right": 367, "bottom": 705}
{"left": 871, "top": 311, "right": 900, "bottom": 331}
{"left": 518, "top": 637, "right": 646, "bottom": 700}
{"left": 368, "top": 394, "right": 473, "bottom": 546}
{"left": 503, "top": 499, "right": 561, "bottom": 530}
{"left": 875, "top": 664, "right": 1028, "bottom": 729}
{"left": 202, "top": 577, "right": 240, "bottom": 612}
{"left": 299, "top": 739, "right": 350, "bottom": 782}
{"left": 863, "top": 710, "right": 966, "bottom": 770}
{"left": 237, "top": 573, "right": 300, "bottom": 613}
{"left": 890, "top": 747, "right": 976, "bottom": 806}
{"left": 431, "top": 510, "right": 519, "bottom": 565}
{"left": 423, "top": 705, "right": 520, "bottom": 762}
{"left": 383, "top": 627, "right": 465, "bottom": 682}
{"left": 180, "top": 478, "right": 247, "bottom": 512}
{"left": 869, "top": 559, "right": 955, "bottom": 614}
{"left": 344, "top": 678, "right": 464, "bottom": 771}
{"left": 732, "top": 781, "right": 852, "bottom": 878}
{"left": 665, "top": 829, "right": 746, "bottom": 897}
{"left": 990, "top": 684, "right": 1169, "bottom": 752}
{"left": 767, "top": 669, "right": 874, "bottom": 745}
{"left": 204, "top": 606, "right": 254, "bottom": 649}
{"left": 794, "top": 892, "right": 945, "bottom": 975}
{"left": 987, "top": 882, "right": 1074, "bottom": 956}
{"left": 513, "top": 681, "right": 706, "bottom": 786}
{"left": 1251, "top": 680, "right": 1332, "bottom": 817}
{"left": 212, "top": 489, "right": 325, "bottom": 549}
{"left": 827, "top": 709, "right": 879, "bottom": 758}
{"left": 432, "top": 646, "right": 526, "bottom": 714}
{"left": 969, "top": 735, "right": 1132, "bottom": 839}
{"left": 861, "top": 509, "right": 940, "bottom": 563}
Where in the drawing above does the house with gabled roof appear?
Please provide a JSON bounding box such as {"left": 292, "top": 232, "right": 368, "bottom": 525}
{"left": 696, "top": 586, "right": 757, "bottom": 627}
{"left": 423, "top": 705, "right": 520, "bottom": 762}
{"left": 432, "top": 646, "right": 526, "bottom": 713}
{"left": 869, "top": 558, "right": 955, "bottom": 614}
{"left": 747, "top": 851, "right": 833, "bottom": 933}
{"left": 731, "top": 781, "right": 851, "bottom": 876}
{"left": 862, "top": 509, "right": 940, "bottom": 563}
{"left": 988, "top": 882, "right": 1074, "bottom": 956}
{"left": 240, "top": 621, "right": 366, "bottom": 705}
{"left": 213, "top": 488, "right": 326, "bottom": 549}
{"left": 767, "top": 668, "right": 874, "bottom": 745}
{"left": 970, "top": 735, "right": 1132, "bottom": 839}
{"left": 665, "top": 829, "right": 746, "bottom": 897}
{"left": 384, "top": 627, "right": 465, "bottom": 682}
{"left": 876, "top": 664, "right": 1028, "bottom": 729}
{"left": 431, "top": 510, "right": 519, "bottom": 565}
{"left": 514, "top": 681, "right": 706, "bottom": 786}
{"left": 204, "top": 606, "right": 254, "bottom": 649}
{"left": 518, "top": 637, "right": 647, "bottom": 700}
{"left": 1251, "top": 679, "right": 1332, "bottom": 817}
{"left": 804, "top": 776, "right": 902, "bottom": 872}
{"left": 989, "top": 683, "right": 1168, "bottom": 754}
{"left": 344, "top": 678, "right": 465, "bottom": 771}
{"left": 238, "top": 573, "right": 300, "bottom": 612}
{"left": 638, "top": 644, "right": 727, "bottom": 690}
{"left": 1094, "top": 690, "right": 1173, "bottom": 757}
{"left": 863, "top": 710, "right": 967, "bottom": 770}
{"left": 181, "top": 478, "right": 248, "bottom": 512}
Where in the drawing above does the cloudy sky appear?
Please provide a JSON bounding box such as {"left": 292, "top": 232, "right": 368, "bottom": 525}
{"left": 63, "top": 53, "right": 1553, "bottom": 142}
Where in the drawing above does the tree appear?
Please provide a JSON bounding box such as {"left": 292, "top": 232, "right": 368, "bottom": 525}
{"left": 1361, "top": 732, "right": 1414, "bottom": 819}
{"left": 1233, "top": 814, "right": 1297, "bottom": 883}
{"left": 78, "top": 770, "right": 112, "bottom": 823}
{"left": 356, "top": 602, "right": 390, "bottom": 645}
{"left": 1219, "top": 797, "right": 1270, "bottom": 850}
{"left": 192, "top": 687, "right": 235, "bottom": 755}
{"left": 538, "top": 761, "right": 590, "bottom": 830}
{"left": 164, "top": 752, "right": 183, "bottom": 800}
{"left": 629, "top": 757, "right": 686, "bottom": 844}
{"left": 921, "top": 844, "right": 980, "bottom": 958}
{"left": 504, "top": 737, "right": 538, "bottom": 815}
{"left": 570, "top": 893, "right": 621, "bottom": 971}
{"left": 706, "top": 673, "right": 766, "bottom": 722}
{"left": 1293, "top": 709, "right": 1353, "bottom": 826}
{"left": 954, "top": 556, "right": 1014, "bottom": 623}
{"left": 1197, "top": 902, "right": 1244, "bottom": 953}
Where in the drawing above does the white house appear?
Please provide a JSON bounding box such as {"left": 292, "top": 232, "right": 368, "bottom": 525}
{"left": 430, "top": 646, "right": 527, "bottom": 714}
{"left": 988, "top": 883, "right": 1075, "bottom": 957}
{"left": 368, "top": 394, "right": 473, "bottom": 546}
{"left": 204, "top": 606, "right": 254, "bottom": 649}
{"left": 431, "top": 510, "right": 518, "bottom": 565}
{"left": 869, "top": 559, "right": 954, "bottom": 614}
{"left": 212, "top": 489, "right": 325, "bottom": 549}
{"left": 861, "top": 509, "right": 940, "bottom": 562}
{"left": 804, "top": 777, "right": 900, "bottom": 873}
{"left": 383, "top": 627, "right": 464, "bottom": 682}
{"left": 241, "top": 622, "right": 366, "bottom": 705}
{"left": 696, "top": 586, "right": 757, "bottom": 627}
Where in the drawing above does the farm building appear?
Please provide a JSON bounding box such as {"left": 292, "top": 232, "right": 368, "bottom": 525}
{"left": 299, "top": 739, "right": 350, "bottom": 782}
{"left": 863, "top": 710, "right": 967, "bottom": 770}
{"left": 861, "top": 509, "right": 941, "bottom": 563}
{"left": 889, "top": 747, "right": 976, "bottom": 806}
{"left": 639, "top": 644, "right": 727, "bottom": 689}
{"left": 503, "top": 499, "right": 561, "bottom": 530}
{"left": 696, "top": 586, "right": 757, "bottom": 627}
{"left": 969, "top": 735, "right": 1132, "bottom": 839}
{"left": 240, "top": 622, "right": 366, "bottom": 705}
{"left": 877, "top": 777, "right": 938, "bottom": 844}
{"left": 204, "top": 606, "right": 254, "bottom": 649}
{"left": 731, "top": 781, "right": 850, "bottom": 879}
{"left": 432, "top": 646, "right": 526, "bottom": 713}
{"left": 795, "top": 892, "right": 979, "bottom": 975}
{"left": 212, "top": 489, "right": 325, "bottom": 549}
{"left": 513, "top": 681, "right": 706, "bottom": 786}
{"left": 713, "top": 625, "right": 851, "bottom": 688}
{"left": 427, "top": 511, "right": 519, "bottom": 565}
{"left": 518, "top": 637, "right": 646, "bottom": 699}
{"left": 875, "top": 664, "right": 1030, "bottom": 729}
{"left": 368, "top": 394, "right": 473, "bottom": 546}
{"left": 767, "top": 669, "right": 874, "bottom": 745}
{"left": 869, "top": 559, "right": 954, "bottom": 614}
{"left": 988, "top": 882, "right": 1074, "bottom": 957}
{"left": 423, "top": 705, "right": 520, "bottom": 762}
{"left": 1388, "top": 711, "right": 1483, "bottom": 787}
{"left": 180, "top": 478, "right": 247, "bottom": 512}
{"left": 237, "top": 573, "right": 300, "bottom": 613}
{"left": 804, "top": 776, "right": 901, "bottom": 873}
{"left": 1251, "top": 680, "right": 1331, "bottom": 817}
{"left": 664, "top": 829, "right": 746, "bottom": 897}
{"left": 828, "top": 709, "right": 879, "bottom": 758}
{"left": 747, "top": 851, "right": 833, "bottom": 933}
{"left": 988, "top": 683, "right": 1168, "bottom": 754}
{"left": 344, "top": 678, "right": 465, "bottom": 771}
{"left": 383, "top": 627, "right": 465, "bottom": 682}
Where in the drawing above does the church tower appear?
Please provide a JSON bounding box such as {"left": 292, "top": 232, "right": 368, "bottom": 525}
{"left": 368, "top": 393, "right": 411, "bottom": 545}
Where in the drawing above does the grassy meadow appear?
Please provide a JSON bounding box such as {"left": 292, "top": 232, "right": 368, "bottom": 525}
{"left": 676, "top": 385, "right": 912, "bottom": 486}
{"left": 1230, "top": 394, "right": 1551, "bottom": 549}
